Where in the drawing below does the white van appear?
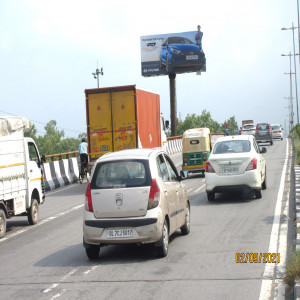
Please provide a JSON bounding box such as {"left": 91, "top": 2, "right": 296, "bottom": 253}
{"left": 0, "top": 117, "right": 45, "bottom": 238}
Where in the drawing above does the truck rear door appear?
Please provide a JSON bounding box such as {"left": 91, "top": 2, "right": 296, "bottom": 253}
{"left": 88, "top": 92, "right": 113, "bottom": 158}
{"left": 112, "top": 90, "right": 137, "bottom": 151}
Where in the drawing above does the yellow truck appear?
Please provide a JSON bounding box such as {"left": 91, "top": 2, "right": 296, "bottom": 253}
{"left": 85, "top": 85, "right": 168, "bottom": 159}
{"left": 242, "top": 120, "right": 254, "bottom": 127}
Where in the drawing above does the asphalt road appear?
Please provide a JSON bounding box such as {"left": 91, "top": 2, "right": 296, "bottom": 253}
{"left": 0, "top": 139, "right": 291, "bottom": 300}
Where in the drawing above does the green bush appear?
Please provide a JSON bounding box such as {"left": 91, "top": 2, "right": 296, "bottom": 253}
{"left": 285, "top": 250, "right": 300, "bottom": 287}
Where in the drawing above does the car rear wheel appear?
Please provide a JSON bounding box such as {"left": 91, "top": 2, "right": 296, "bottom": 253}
{"left": 270, "top": 140, "right": 273, "bottom": 145}
{"left": 207, "top": 192, "right": 215, "bottom": 201}
{"left": 155, "top": 219, "right": 169, "bottom": 258}
{"left": 254, "top": 189, "right": 262, "bottom": 199}
{"left": 86, "top": 245, "right": 100, "bottom": 260}
{"left": 181, "top": 204, "right": 190, "bottom": 235}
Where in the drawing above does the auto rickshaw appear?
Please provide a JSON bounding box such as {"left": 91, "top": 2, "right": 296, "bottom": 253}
{"left": 182, "top": 128, "right": 212, "bottom": 177}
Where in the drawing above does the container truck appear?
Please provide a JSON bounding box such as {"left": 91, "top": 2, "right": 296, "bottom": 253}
{"left": 0, "top": 116, "right": 45, "bottom": 239}
{"left": 85, "top": 85, "right": 168, "bottom": 159}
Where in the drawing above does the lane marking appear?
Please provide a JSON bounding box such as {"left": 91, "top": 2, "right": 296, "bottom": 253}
{"left": 0, "top": 204, "right": 84, "bottom": 243}
{"left": 259, "top": 140, "right": 289, "bottom": 299}
{"left": 194, "top": 184, "right": 205, "bottom": 193}
{"left": 50, "top": 289, "right": 67, "bottom": 300}
{"left": 43, "top": 269, "right": 78, "bottom": 294}
{"left": 83, "top": 266, "right": 99, "bottom": 276}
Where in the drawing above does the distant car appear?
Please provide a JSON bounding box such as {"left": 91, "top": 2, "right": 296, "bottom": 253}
{"left": 241, "top": 124, "right": 256, "bottom": 136}
{"left": 271, "top": 124, "right": 284, "bottom": 140}
{"left": 83, "top": 148, "right": 190, "bottom": 259}
{"left": 160, "top": 36, "right": 205, "bottom": 73}
{"left": 205, "top": 135, "right": 267, "bottom": 200}
{"left": 255, "top": 123, "right": 273, "bottom": 145}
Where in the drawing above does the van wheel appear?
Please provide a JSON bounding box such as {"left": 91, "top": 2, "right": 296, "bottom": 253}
{"left": 155, "top": 219, "right": 169, "bottom": 257}
{"left": 181, "top": 204, "right": 190, "bottom": 235}
{"left": 86, "top": 245, "right": 100, "bottom": 260}
{"left": 0, "top": 209, "right": 6, "bottom": 239}
{"left": 27, "top": 198, "right": 39, "bottom": 225}
{"left": 207, "top": 192, "right": 215, "bottom": 201}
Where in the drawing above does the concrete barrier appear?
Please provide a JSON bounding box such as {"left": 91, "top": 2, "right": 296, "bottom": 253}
{"left": 43, "top": 137, "right": 183, "bottom": 191}
{"left": 43, "top": 157, "right": 79, "bottom": 191}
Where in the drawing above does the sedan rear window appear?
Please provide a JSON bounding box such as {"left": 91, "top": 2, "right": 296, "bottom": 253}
{"left": 214, "top": 140, "right": 251, "bottom": 154}
{"left": 91, "top": 160, "right": 151, "bottom": 189}
{"left": 271, "top": 125, "right": 280, "bottom": 130}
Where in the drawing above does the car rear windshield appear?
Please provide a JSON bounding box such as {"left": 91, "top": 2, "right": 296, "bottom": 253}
{"left": 91, "top": 160, "right": 151, "bottom": 189}
{"left": 257, "top": 124, "right": 269, "bottom": 130}
{"left": 213, "top": 140, "right": 251, "bottom": 154}
{"left": 243, "top": 125, "right": 255, "bottom": 130}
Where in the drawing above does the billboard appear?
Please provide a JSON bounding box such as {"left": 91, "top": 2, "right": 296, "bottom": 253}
{"left": 140, "top": 29, "right": 206, "bottom": 77}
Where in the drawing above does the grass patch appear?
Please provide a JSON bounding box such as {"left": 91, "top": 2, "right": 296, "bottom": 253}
{"left": 285, "top": 250, "right": 300, "bottom": 286}
{"left": 290, "top": 125, "right": 300, "bottom": 164}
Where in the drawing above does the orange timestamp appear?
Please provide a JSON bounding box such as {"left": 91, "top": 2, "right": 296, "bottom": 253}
{"left": 236, "top": 253, "right": 280, "bottom": 263}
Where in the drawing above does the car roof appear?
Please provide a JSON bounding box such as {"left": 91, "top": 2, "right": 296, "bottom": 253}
{"left": 215, "top": 135, "right": 254, "bottom": 142}
{"left": 97, "top": 148, "right": 164, "bottom": 162}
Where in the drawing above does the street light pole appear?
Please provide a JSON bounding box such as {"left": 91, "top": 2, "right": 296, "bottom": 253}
{"left": 92, "top": 63, "right": 104, "bottom": 88}
{"left": 282, "top": 24, "right": 300, "bottom": 123}
{"left": 297, "top": 0, "right": 300, "bottom": 67}
{"left": 292, "top": 23, "right": 299, "bottom": 123}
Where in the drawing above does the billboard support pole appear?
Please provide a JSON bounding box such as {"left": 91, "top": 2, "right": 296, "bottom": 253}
{"left": 169, "top": 73, "right": 177, "bottom": 136}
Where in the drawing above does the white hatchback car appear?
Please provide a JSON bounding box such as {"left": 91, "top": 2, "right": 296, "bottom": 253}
{"left": 83, "top": 148, "right": 190, "bottom": 259}
{"left": 205, "top": 135, "right": 267, "bottom": 201}
{"left": 271, "top": 124, "right": 284, "bottom": 140}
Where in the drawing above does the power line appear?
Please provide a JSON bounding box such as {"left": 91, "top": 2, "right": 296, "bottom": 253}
{"left": 0, "top": 110, "right": 84, "bottom": 136}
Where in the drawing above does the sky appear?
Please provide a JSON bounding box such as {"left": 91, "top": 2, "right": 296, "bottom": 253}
{"left": 0, "top": 0, "right": 299, "bottom": 137}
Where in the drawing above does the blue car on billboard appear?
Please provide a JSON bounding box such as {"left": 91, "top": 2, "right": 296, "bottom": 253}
{"left": 160, "top": 36, "right": 205, "bottom": 73}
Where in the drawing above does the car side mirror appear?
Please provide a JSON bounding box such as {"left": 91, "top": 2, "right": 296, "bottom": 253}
{"left": 260, "top": 147, "right": 267, "bottom": 154}
{"left": 180, "top": 170, "right": 188, "bottom": 180}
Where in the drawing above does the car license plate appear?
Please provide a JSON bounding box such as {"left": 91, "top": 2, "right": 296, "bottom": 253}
{"left": 186, "top": 55, "right": 198, "bottom": 60}
{"left": 222, "top": 167, "right": 239, "bottom": 174}
{"left": 106, "top": 229, "right": 133, "bottom": 238}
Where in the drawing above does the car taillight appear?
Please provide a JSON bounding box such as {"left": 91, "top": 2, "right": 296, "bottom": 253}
{"left": 246, "top": 158, "right": 257, "bottom": 171}
{"left": 85, "top": 183, "right": 93, "bottom": 212}
{"left": 205, "top": 161, "right": 215, "bottom": 173}
{"left": 148, "top": 179, "right": 160, "bottom": 209}
{"left": 256, "top": 125, "right": 258, "bottom": 130}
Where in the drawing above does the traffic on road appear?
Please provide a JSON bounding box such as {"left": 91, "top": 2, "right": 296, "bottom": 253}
{"left": 0, "top": 134, "right": 291, "bottom": 299}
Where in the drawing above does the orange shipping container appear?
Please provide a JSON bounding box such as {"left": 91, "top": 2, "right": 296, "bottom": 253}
{"left": 85, "top": 85, "right": 164, "bottom": 159}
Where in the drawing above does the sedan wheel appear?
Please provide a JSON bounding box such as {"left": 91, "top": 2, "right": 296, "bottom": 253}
{"left": 207, "top": 192, "right": 215, "bottom": 201}
{"left": 262, "top": 171, "right": 267, "bottom": 190}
